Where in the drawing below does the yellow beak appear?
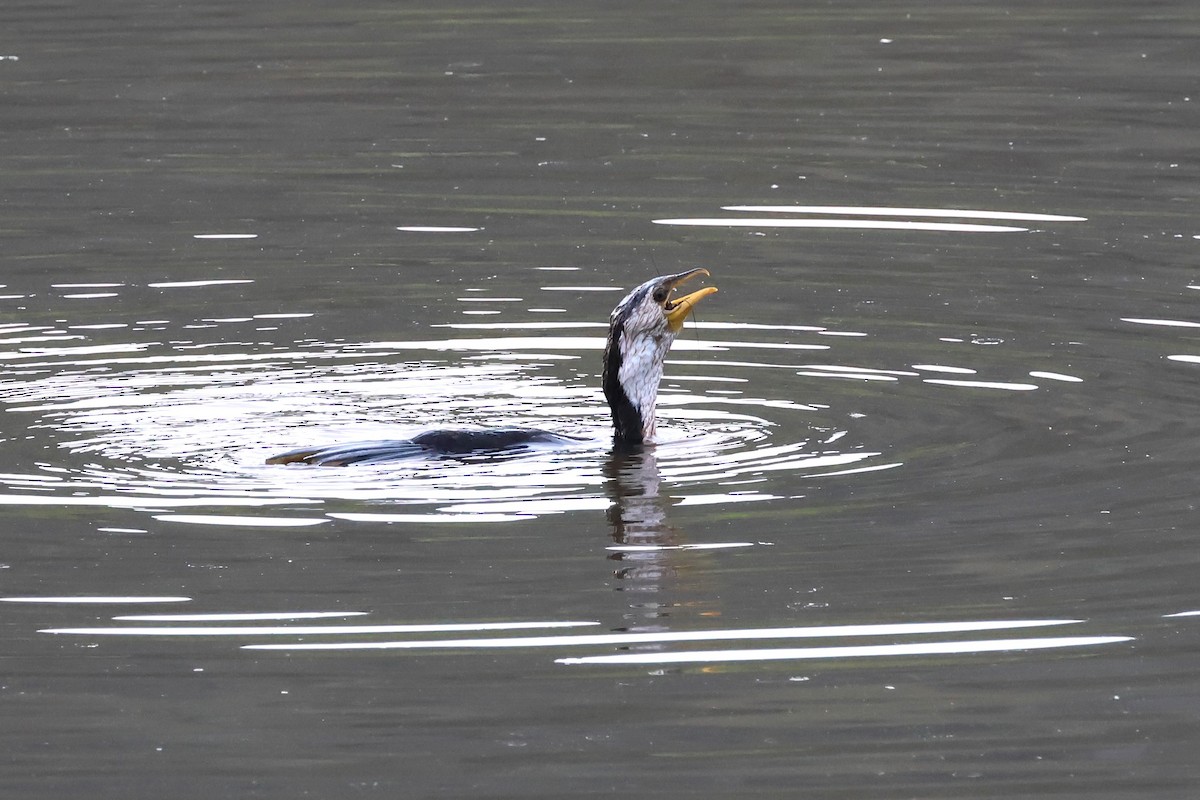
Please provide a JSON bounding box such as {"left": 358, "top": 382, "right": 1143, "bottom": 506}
{"left": 664, "top": 268, "right": 718, "bottom": 332}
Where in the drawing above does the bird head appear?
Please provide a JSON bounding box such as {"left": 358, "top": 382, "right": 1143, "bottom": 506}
{"left": 602, "top": 268, "right": 718, "bottom": 446}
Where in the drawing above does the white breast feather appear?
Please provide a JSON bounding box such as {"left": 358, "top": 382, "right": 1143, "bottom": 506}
{"left": 618, "top": 326, "right": 673, "bottom": 441}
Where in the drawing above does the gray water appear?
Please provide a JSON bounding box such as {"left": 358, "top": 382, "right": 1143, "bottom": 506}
{"left": 3, "top": 2, "right": 1200, "bottom": 797}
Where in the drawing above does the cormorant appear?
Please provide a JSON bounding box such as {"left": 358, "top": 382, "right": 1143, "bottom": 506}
{"left": 266, "top": 268, "right": 717, "bottom": 465}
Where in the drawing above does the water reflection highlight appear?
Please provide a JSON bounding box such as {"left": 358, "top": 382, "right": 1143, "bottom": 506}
{"left": 556, "top": 636, "right": 1132, "bottom": 666}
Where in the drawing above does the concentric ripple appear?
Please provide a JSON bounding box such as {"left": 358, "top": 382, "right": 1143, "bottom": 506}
{"left": 0, "top": 309, "right": 897, "bottom": 525}
{"left": 0, "top": 257, "right": 1091, "bottom": 528}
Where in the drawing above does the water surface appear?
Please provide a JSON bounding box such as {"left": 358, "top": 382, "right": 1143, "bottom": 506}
{"left": 3, "top": 2, "right": 1200, "bottom": 797}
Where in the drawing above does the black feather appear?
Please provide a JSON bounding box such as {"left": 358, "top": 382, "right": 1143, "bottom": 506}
{"left": 265, "top": 429, "right": 575, "bottom": 466}
{"left": 602, "top": 317, "right": 644, "bottom": 446}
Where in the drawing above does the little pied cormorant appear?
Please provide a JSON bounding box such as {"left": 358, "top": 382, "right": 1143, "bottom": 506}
{"left": 266, "top": 268, "right": 717, "bottom": 465}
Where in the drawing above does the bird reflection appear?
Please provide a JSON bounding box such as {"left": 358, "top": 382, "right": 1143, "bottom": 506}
{"left": 604, "top": 446, "right": 720, "bottom": 635}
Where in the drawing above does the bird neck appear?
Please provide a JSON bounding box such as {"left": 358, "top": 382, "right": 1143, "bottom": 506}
{"left": 603, "top": 323, "right": 672, "bottom": 446}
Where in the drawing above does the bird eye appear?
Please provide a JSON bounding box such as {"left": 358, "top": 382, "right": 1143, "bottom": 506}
{"left": 652, "top": 288, "right": 668, "bottom": 304}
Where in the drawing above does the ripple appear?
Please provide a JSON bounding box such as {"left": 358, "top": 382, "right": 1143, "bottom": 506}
{"left": 1122, "top": 317, "right": 1200, "bottom": 329}
{"left": 151, "top": 514, "right": 330, "bottom": 527}
{"left": 912, "top": 364, "right": 977, "bottom": 374}
{"left": 654, "top": 217, "right": 1029, "bottom": 233}
{"left": 240, "top": 619, "right": 1087, "bottom": 651}
{"left": 147, "top": 279, "right": 255, "bottom": 288}
{"left": 1, "top": 596, "right": 191, "bottom": 604}
{"left": 396, "top": 226, "right": 481, "bottom": 232}
{"left": 721, "top": 205, "right": 1088, "bottom": 222}
{"left": 0, "top": 284, "right": 1085, "bottom": 526}
{"left": 606, "top": 542, "right": 760, "bottom": 551}
{"left": 30, "top": 600, "right": 1132, "bottom": 670}
{"left": 655, "top": 203, "right": 1087, "bottom": 235}
{"left": 556, "top": 636, "right": 1132, "bottom": 666}
{"left": 1029, "top": 370, "right": 1084, "bottom": 383}
{"left": 114, "top": 611, "right": 369, "bottom": 621}
{"left": 0, "top": 322, "right": 864, "bottom": 522}
{"left": 328, "top": 511, "right": 535, "bottom": 523}
{"left": 42, "top": 620, "right": 600, "bottom": 637}
{"left": 922, "top": 379, "right": 1040, "bottom": 391}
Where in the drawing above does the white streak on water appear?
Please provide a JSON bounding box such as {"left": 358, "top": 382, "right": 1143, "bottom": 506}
{"left": 799, "top": 364, "right": 920, "bottom": 377}
{"left": 1029, "top": 371, "right": 1084, "bottom": 382}
{"left": 1121, "top": 317, "right": 1200, "bottom": 328}
{"left": 43, "top": 621, "right": 600, "bottom": 636}
{"left": 2, "top": 596, "right": 191, "bottom": 604}
{"left": 114, "top": 611, "right": 370, "bottom": 621}
{"left": 721, "top": 205, "right": 1087, "bottom": 222}
{"left": 0, "top": 494, "right": 315, "bottom": 509}
{"left": 672, "top": 494, "right": 777, "bottom": 506}
{"left": 239, "top": 619, "right": 1088, "bottom": 651}
{"left": 148, "top": 280, "right": 255, "bottom": 288}
{"left": 796, "top": 371, "right": 897, "bottom": 381}
{"left": 654, "top": 218, "right": 1029, "bottom": 233}
{"left": 540, "top": 286, "right": 624, "bottom": 292}
{"left": 396, "top": 226, "right": 480, "bottom": 232}
{"left": 924, "top": 379, "right": 1039, "bottom": 391}
{"left": 52, "top": 283, "right": 125, "bottom": 288}
{"left": 434, "top": 322, "right": 608, "bottom": 330}
{"left": 152, "top": 514, "right": 328, "bottom": 527}
{"left": 606, "top": 542, "right": 758, "bottom": 551}
{"left": 436, "top": 497, "right": 613, "bottom": 515}
{"left": 805, "top": 462, "right": 904, "bottom": 478}
{"left": 556, "top": 636, "right": 1131, "bottom": 665}
{"left": 912, "top": 364, "right": 977, "bottom": 374}
{"left": 328, "top": 512, "right": 534, "bottom": 523}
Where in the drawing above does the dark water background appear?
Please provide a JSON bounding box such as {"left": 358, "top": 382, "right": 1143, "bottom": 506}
{"left": 4, "top": 1, "right": 1200, "bottom": 796}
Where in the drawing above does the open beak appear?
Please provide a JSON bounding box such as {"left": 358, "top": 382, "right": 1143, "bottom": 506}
{"left": 664, "top": 268, "right": 718, "bottom": 332}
